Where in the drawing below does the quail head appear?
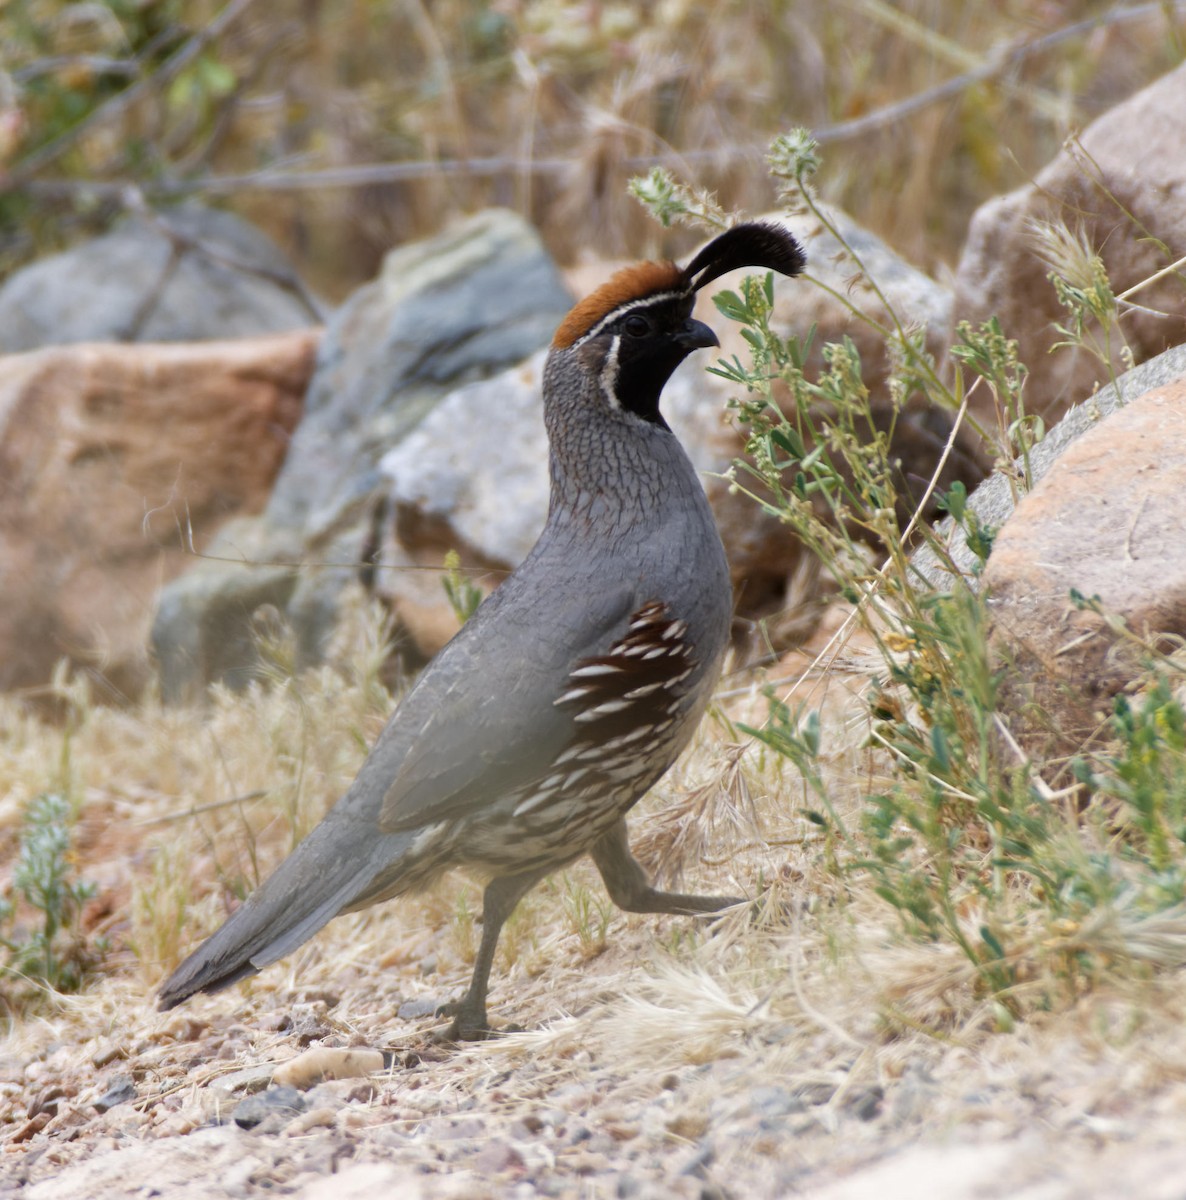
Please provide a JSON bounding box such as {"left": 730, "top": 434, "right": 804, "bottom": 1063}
{"left": 159, "top": 221, "right": 806, "bottom": 1039}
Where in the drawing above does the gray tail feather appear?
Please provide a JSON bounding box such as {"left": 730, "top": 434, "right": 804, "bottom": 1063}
{"left": 158, "top": 823, "right": 416, "bottom": 1010}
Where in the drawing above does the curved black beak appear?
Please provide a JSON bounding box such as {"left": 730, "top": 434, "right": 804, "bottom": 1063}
{"left": 673, "top": 318, "right": 720, "bottom": 352}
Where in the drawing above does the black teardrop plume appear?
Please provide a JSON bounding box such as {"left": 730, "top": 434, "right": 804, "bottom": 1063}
{"left": 681, "top": 221, "right": 806, "bottom": 293}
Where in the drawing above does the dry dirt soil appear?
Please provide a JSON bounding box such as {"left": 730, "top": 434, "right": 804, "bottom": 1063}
{"left": 5, "top": 626, "right": 1186, "bottom": 1199}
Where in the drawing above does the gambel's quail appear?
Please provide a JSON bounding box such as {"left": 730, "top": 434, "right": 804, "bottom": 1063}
{"left": 159, "top": 221, "right": 806, "bottom": 1038}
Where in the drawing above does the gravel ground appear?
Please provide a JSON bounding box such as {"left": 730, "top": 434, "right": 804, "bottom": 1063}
{"left": 6, "top": 940, "right": 1186, "bottom": 1200}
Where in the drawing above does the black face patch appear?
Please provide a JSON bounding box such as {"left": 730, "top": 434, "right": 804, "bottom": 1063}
{"left": 590, "top": 293, "right": 706, "bottom": 428}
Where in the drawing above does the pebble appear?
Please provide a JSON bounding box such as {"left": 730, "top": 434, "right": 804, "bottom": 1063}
{"left": 92, "top": 1076, "right": 136, "bottom": 1114}
{"left": 232, "top": 1086, "right": 307, "bottom": 1131}
{"left": 843, "top": 1085, "right": 884, "bottom": 1122}
{"left": 749, "top": 1086, "right": 806, "bottom": 1119}
{"left": 272, "top": 1047, "right": 387, "bottom": 1090}
{"left": 397, "top": 996, "right": 440, "bottom": 1020}
{"left": 90, "top": 1043, "right": 126, "bottom": 1069}
{"left": 509, "top": 1115, "right": 544, "bottom": 1138}
{"left": 27, "top": 1085, "right": 67, "bottom": 1120}
{"left": 153, "top": 1013, "right": 209, "bottom": 1043}
{"left": 210, "top": 1064, "right": 275, "bottom": 1095}
{"left": 472, "top": 1138, "right": 526, "bottom": 1174}
{"left": 284, "top": 1106, "right": 339, "bottom": 1136}
{"left": 9, "top": 1113, "right": 51, "bottom": 1143}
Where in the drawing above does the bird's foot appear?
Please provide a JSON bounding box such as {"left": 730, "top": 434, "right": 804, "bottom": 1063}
{"left": 432, "top": 998, "right": 512, "bottom": 1043}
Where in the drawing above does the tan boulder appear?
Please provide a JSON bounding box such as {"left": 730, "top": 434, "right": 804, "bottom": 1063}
{"left": 0, "top": 331, "right": 318, "bottom": 698}
{"left": 952, "top": 62, "right": 1186, "bottom": 430}
{"left": 984, "top": 374, "right": 1186, "bottom": 754}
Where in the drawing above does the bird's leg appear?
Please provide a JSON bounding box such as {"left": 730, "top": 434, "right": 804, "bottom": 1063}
{"left": 591, "top": 820, "right": 745, "bottom": 915}
{"left": 439, "top": 868, "right": 549, "bottom": 1041}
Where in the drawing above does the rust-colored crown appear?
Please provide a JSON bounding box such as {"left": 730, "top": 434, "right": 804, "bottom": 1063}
{"left": 551, "top": 221, "right": 806, "bottom": 351}
{"left": 551, "top": 261, "right": 684, "bottom": 350}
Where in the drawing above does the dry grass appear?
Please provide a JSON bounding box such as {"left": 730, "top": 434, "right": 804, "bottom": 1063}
{"left": 5, "top": 601, "right": 1186, "bottom": 1193}
{"left": 6, "top": 2, "right": 1185, "bottom": 295}
{"left": 4, "top": 11, "right": 1186, "bottom": 1186}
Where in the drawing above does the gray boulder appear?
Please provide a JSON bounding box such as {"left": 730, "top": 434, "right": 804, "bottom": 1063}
{"left": 373, "top": 206, "right": 989, "bottom": 662}
{"left": 373, "top": 349, "right": 736, "bottom": 658}
{"left": 152, "top": 209, "right": 573, "bottom": 702}
{"left": 0, "top": 203, "right": 319, "bottom": 350}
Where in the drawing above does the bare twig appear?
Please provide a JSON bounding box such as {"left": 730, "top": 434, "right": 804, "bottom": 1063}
{"left": 821, "top": 0, "right": 1186, "bottom": 142}
{"left": 135, "top": 790, "right": 269, "bottom": 828}
{"left": 14, "top": 1, "right": 1181, "bottom": 202}
{"left": 12, "top": 56, "right": 141, "bottom": 83}
{"left": 120, "top": 187, "right": 327, "bottom": 323}
{"left": 1116, "top": 251, "right": 1186, "bottom": 302}
{"left": 9, "top": 0, "right": 259, "bottom": 184}
{"left": 118, "top": 236, "right": 184, "bottom": 341}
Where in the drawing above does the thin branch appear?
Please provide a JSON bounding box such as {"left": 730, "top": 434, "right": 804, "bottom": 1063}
{"left": 119, "top": 187, "right": 327, "bottom": 322}
{"left": 1116, "top": 251, "right": 1186, "bottom": 302}
{"left": 13, "top": 1, "right": 1181, "bottom": 201}
{"left": 9, "top": 0, "right": 259, "bottom": 184}
{"left": 135, "top": 790, "right": 269, "bottom": 828}
{"left": 12, "top": 57, "right": 141, "bottom": 83}
{"left": 817, "top": 0, "right": 1183, "bottom": 144}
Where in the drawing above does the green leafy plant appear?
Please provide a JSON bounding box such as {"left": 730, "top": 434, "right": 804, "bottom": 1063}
{"left": 0, "top": 792, "right": 98, "bottom": 994}
{"left": 442, "top": 549, "right": 483, "bottom": 625}
{"left": 1075, "top": 678, "right": 1186, "bottom": 904}
{"left": 632, "top": 129, "right": 1186, "bottom": 1013}
{"left": 559, "top": 874, "right": 613, "bottom": 959}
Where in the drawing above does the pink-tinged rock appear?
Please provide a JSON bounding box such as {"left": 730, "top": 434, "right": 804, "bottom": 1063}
{"left": 953, "top": 62, "right": 1186, "bottom": 428}
{"left": 0, "top": 331, "right": 318, "bottom": 699}
{"left": 984, "top": 377, "right": 1186, "bottom": 750}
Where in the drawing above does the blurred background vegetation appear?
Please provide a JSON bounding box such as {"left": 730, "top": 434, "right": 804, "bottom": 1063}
{"left": 1, "top": 1, "right": 1183, "bottom": 298}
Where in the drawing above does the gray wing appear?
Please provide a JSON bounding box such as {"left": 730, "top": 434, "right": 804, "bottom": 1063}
{"left": 376, "top": 581, "right": 637, "bottom": 833}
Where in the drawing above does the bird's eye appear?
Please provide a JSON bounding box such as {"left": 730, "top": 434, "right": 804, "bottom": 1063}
{"left": 622, "top": 313, "right": 651, "bottom": 337}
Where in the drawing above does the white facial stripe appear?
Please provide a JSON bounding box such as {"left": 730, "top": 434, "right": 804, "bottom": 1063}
{"left": 599, "top": 335, "right": 622, "bottom": 410}
{"left": 574, "top": 289, "right": 687, "bottom": 347}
